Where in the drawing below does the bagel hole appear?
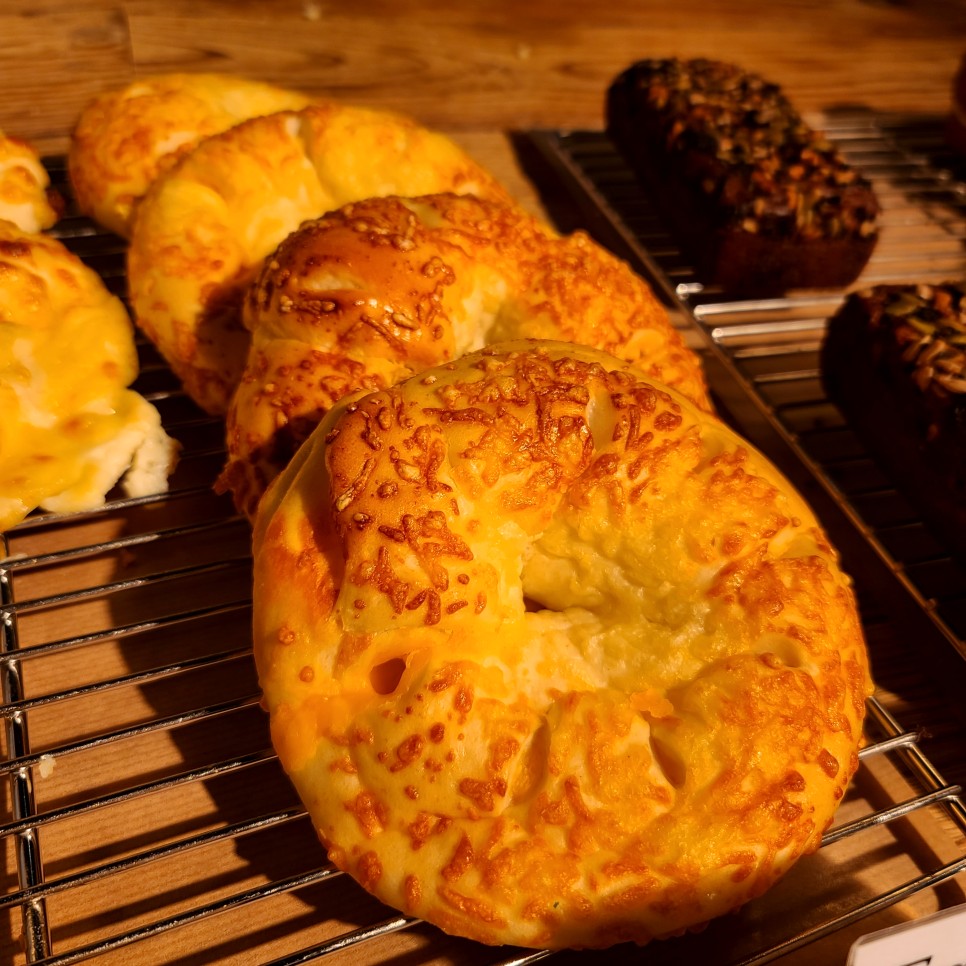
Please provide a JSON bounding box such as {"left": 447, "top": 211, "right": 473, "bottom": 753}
{"left": 370, "top": 656, "right": 407, "bottom": 695}
{"left": 649, "top": 733, "right": 687, "bottom": 789}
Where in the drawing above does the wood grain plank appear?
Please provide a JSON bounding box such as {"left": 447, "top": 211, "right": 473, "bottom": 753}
{"left": 120, "top": 0, "right": 962, "bottom": 129}
{"left": 0, "top": 1, "right": 133, "bottom": 152}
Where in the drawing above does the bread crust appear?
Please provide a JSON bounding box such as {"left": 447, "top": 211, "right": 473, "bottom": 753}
{"left": 0, "top": 221, "right": 177, "bottom": 530}
{"left": 822, "top": 282, "right": 966, "bottom": 559}
{"left": 0, "top": 129, "right": 61, "bottom": 233}
{"left": 68, "top": 73, "right": 311, "bottom": 238}
{"left": 606, "top": 59, "right": 880, "bottom": 296}
{"left": 222, "top": 193, "right": 710, "bottom": 517}
{"left": 126, "top": 106, "right": 511, "bottom": 415}
{"left": 253, "top": 340, "right": 871, "bottom": 950}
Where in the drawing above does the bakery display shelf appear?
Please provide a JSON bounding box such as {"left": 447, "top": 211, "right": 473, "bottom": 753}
{"left": 513, "top": 111, "right": 966, "bottom": 679}
{"left": 2, "top": 152, "right": 966, "bottom": 966}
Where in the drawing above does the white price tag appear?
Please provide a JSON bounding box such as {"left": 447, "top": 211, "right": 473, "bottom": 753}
{"left": 848, "top": 904, "right": 966, "bottom": 966}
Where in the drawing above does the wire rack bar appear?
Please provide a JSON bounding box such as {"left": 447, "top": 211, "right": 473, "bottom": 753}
{"left": 0, "top": 481, "right": 230, "bottom": 534}
{"left": 732, "top": 856, "right": 966, "bottom": 966}
{"left": 0, "top": 644, "right": 254, "bottom": 721}
{"left": 2, "top": 555, "right": 251, "bottom": 616}
{"left": 0, "top": 600, "right": 251, "bottom": 664}
{"left": 26, "top": 868, "right": 340, "bottom": 966}
{"left": 0, "top": 808, "right": 309, "bottom": 912}
{"left": 260, "top": 917, "right": 418, "bottom": 966}
{"left": 0, "top": 517, "right": 247, "bottom": 574}
{"left": 0, "top": 713, "right": 268, "bottom": 830}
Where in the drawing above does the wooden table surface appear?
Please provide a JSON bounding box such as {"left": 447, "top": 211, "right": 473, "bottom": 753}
{"left": 2, "top": 2, "right": 966, "bottom": 965}
{"left": 3, "top": 0, "right": 966, "bottom": 149}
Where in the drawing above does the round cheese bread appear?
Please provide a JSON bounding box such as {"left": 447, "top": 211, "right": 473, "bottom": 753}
{"left": 222, "top": 193, "right": 710, "bottom": 518}
{"left": 0, "top": 129, "right": 61, "bottom": 233}
{"left": 68, "top": 72, "right": 311, "bottom": 237}
{"left": 126, "top": 105, "right": 511, "bottom": 416}
{"left": 0, "top": 220, "right": 177, "bottom": 531}
{"left": 252, "top": 340, "right": 871, "bottom": 950}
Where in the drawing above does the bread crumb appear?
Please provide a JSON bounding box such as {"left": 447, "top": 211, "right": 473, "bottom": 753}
{"left": 38, "top": 755, "right": 55, "bottom": 779}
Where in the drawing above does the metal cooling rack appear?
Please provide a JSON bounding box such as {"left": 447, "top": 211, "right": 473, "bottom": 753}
{"left": 2, "top": 138, "right": 966, "bottom": 965}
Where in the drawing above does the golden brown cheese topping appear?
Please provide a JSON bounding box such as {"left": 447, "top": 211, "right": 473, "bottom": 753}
{"left": 252, "top": 340, "right": 871, "bottom": 950}
{"left": 0, "top": 221, "right": 177, "bottom": 530}
{"left": 126, "top": 105, "right": 511, "bottom": 416}
{"left": 68, "top": 72, "right": 311, "bottom": 237}
{"left": 222, "top": 193, "right": 710, "bottom": 518}
{"left": 0, "top": 129, "right": 61, "bottom": 233}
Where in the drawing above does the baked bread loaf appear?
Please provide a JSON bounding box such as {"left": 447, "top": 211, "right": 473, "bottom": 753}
{"left": 126, "top": 106, "right": 511, "bottom": 416}
{"left": 253, "top": 339, "right": 871, "bottom": 950}
{"left": 0, "top": 129, "right": 61, "bottom": 232}
{"left": 68, "top": 72, "right": 311, "bottom": 237}
{"left": 606, "top": 58, "right": 880, "bottom": 296}
{"left": 0, "top": 220, "right": 178, "bottom": 531}
{"left": 822, "top": 282, "right": 966, "bottom": 559}
{"left": 222, "top": 193, "right": 711, "bottom": 518}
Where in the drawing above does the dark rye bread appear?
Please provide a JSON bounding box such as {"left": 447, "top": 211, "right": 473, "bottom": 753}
{"left": 606, "top": 58, "right": 880, "bottom": 296}
{"left": 821, "top": 282, "right": 966, "bottom": 559}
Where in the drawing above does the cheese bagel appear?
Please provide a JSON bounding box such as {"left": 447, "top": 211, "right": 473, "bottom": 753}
{"left": 222, "top": 192, "right": 711, "bottom": 517}
{"left": 252, "top": 339, "right": 871, "bottom": 950}
{"left": 68, "top": 72, "right": 311, "bottom": 238}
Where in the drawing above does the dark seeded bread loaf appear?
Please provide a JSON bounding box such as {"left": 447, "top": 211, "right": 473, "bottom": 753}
{"left": 821, "top": 282, "right": 966, "bottom": 559}
{"left": 606, "top": 58, "right": 880, "bottom": 296}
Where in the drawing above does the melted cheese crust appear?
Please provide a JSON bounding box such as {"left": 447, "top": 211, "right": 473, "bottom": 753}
{"left": 252, "top": 341, "right": 871, "bottom": 950}
{"left": 68, "top": 73, "right": 310, "bottom": 238}
{"left": 223, "top": 193, "right": 710, "bottom": 518}
{"left": 126, "top": 105, "right": 511, "bottom": 416}
{"left": 0, "top": 130, "right": 60, "bottom": 233}
{"left": 0, "top": 221, "right": 177, "bottom": 530}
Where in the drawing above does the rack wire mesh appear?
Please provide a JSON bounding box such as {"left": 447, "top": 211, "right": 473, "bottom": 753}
{"left": 2, "top": 122, "right": 966, "bottom": 965}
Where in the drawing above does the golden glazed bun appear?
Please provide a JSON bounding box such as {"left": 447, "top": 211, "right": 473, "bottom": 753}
{"left": 222, "top": 193, "right": 711, "bottom": 518}
{"left": 253, "top": 340, "right": 871, "bottom": 950}
{"left": 126, "top": 106, "right": 510, "bottom": 416}
{"left": 68, "top": 72, "right": 311, "bottom": 237}
{"left": 0, "top": 130, "right": 61, "bottom": 233}
{"left": 0, "top": 220, "right": 178, "bottom": 530}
